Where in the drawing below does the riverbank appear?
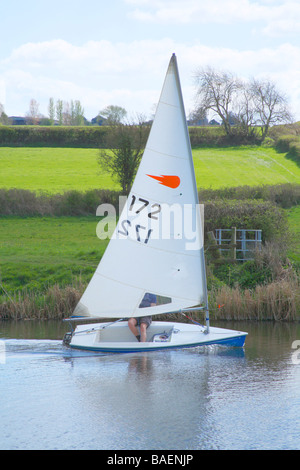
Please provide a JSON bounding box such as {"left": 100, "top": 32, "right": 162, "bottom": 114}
{"left": 1, "top": 272, "right": 299, "bottom": 322}
{"left": 1, "top": 202, "right": 299, "bottom": 321}
{"left": 0, "top": 144, "right": 299, "bottom": 321}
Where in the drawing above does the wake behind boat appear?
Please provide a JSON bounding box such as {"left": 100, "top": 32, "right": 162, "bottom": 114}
{"left": 63, "top": 54, "right": 247, "bottom": 352}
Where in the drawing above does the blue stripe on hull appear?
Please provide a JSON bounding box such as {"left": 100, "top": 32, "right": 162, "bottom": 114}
{"left": 215, "top": 335, "right": 246, "bottom": 348}
{"left": 69, "top": 334, "right": 247, "bottom": 353}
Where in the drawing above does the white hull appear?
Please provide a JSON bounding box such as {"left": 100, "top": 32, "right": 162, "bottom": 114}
{"left": 65, "top": 321, "right": 247, "bottom": 353}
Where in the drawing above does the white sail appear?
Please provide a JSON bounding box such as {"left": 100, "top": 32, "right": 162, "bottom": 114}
{"left": 73, "top": 54, "right": 207, "bottom": 319}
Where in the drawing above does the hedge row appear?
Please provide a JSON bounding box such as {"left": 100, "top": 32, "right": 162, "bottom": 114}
{"left": 0, "top": 125, "right": 260, "bottom": 148}
{"left": 204, "top": 199, "right": 287, "bottom": 243}
{"left": 198, "top": 183, "right": 300, "bottom": 208}
{"left": 0, "top": 126, "right": 110, "bottom": 148}
{"left": 275, "top": 134, "right": 300, "bottom": 152}
{"left": 188, "top": 126, "right": 260, "bottom": 147}
{"left": 1, "top": 184, "right": 297, "bottom": 216}
{"left": 0, "top": 188, "right": 289, "bottom": 243}
{"left": 289, "top": 141, "right": 300, "bottom": 161}
{"left": 274, "top": 134, "right": 300, "bottom": 164}
{"left": 0, "top": 188, "right": 120, "bottom": 216}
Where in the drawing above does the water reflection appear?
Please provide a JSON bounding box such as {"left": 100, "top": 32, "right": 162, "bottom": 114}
{"left": 69, "top": 350, "right": 212, "bottom": 449}
{"left": 1, "top": 319, "right": 300, "bottom": 450}
{"left": 0, "top": 319, "right": 69, "bottom": 341}
{"left": 127, "top": 353, "right": 153, "bottom": 377}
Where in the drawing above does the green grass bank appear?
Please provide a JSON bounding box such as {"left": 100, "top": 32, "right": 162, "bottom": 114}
{"left": 0, "top": 207, "right": 299, "bottom": 321}
{"left": 0, "top": 146, "right": 299, "bottom": 193}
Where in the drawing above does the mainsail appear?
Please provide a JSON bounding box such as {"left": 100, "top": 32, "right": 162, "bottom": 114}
{"left": 73, "top": 54, "right": 207, "bottom": 319}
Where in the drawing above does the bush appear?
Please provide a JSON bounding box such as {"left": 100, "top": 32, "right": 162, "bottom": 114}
{"left": 204, "top": 199, "right": 288, "bottom": 243}
{"left": 0, "top": 188, "right": 52, "bottom": 215}
{"left": 212, "top": 260, "right": 273, "bottom": 290}
{"left": 198, "top": 183, "right": 300, "bottom": 208}
{"left": 269, "top": 122, "right": 300, "bottom": 143}
{"left": 51, "top": 189, "right": 120, "bottom": 216}
{"left": 289, "top": 141, "right": 300, "bottom": 162}
{"left": 0, "top": 188, "right": 120, "bottom": 216}
{"left": 189, "top": 126, "right": 261, "bottom": 147}
{"left": 261, "top": 136, "right": 275, "bottom": 147}
{"left": 276, "top": 134, "right": 299, "bottom": 152}
{"left": 210, "top": 240, "right": 292, "bottom": 290}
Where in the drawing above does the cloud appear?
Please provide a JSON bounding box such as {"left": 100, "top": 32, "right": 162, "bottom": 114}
{"left": 127, "top": 0, "right": 262, "bottom": 24}
{"left": 1, "top": 38, "right": 300, "bottom": 119}
{"left": 126, "top": 0, "right": 300, "bottom": 38}
{"left": 0, "top": 39, "right": 179, "bottom": 117}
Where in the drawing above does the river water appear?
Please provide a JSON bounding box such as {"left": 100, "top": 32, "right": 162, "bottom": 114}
{"left": 0, "top": 320, "right": 299, "bottom": 450}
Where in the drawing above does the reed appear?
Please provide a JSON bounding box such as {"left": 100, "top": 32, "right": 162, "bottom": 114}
{"left": 0, "top": 282, "right": 83, "bottom": 321}
{"left": 209, "top": 275, "right": 299, "bottom": 321}
{"left": 1, "top": 274, "right": 298, "bottom": 322}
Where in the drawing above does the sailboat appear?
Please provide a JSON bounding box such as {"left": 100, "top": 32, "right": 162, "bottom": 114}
{"left": 63, "top": 54, "right": 247, "bottom": 352}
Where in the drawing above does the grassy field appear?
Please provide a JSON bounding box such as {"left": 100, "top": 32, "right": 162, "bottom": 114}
{"left": 193, "top": 147, "right": 300, "bottom": 188}
{"left": 0, "top": 208, "right": 299, "bottom": 295}
{"left": 0, "top": 146, "right": 299, "bottom": 193}
{"left": 287, "top": 206, "right": 300, "bottom": 263}
{"left": 0, "top": 148, "right": 116, "bottom": 193}
{"left": 0, "top": 217, "right": 107, "bottom": 294}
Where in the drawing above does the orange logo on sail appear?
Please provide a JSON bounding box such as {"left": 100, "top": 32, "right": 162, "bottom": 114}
{"left": 147, "top": 174, "right": 180, "bottom": 189}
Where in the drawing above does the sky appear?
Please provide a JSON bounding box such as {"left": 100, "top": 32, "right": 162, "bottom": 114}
{"left": 0, "top": 0, "right": 299, "bottom": 121}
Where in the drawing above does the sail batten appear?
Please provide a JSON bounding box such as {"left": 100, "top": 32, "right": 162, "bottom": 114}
{"left": 100, "top": 237, "right": 202, "bottom": 257}
{"left": 142, "top": 147, "right": 188, "bottom": 160}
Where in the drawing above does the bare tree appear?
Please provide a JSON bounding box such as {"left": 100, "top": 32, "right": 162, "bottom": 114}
{"left": 194, "top": 67, "right": 292, "bottom": 142}
{"left": 27, "top": 99, "right": 40, "bottom": 125}
{"left": 188, "top": 107, "right": 208, "bottom": 125}
{"left": 250, "top": 79, "right": 293, "bottom": 140}
{"left": 235, "top": 84, "right": 257, "bottom": 138}
{"left": 194, "top": 67, "right": 241, "bottom": 136}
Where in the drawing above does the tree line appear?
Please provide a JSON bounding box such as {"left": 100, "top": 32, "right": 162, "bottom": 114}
{"left": 98, "top": 68, "right": 294, "bottom": 194}
{"left": 191, "top": 67, "right": 292, "bottom": 141}
{"left": 0, "top": 66, "right": 293, "bottom": 133}
{"left": 0, "top": 99, "right": 129, "bottom": 127}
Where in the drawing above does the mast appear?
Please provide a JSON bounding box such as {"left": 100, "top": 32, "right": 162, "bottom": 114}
{"left": 170, "top": 54, "right": 210, "bottom": 332}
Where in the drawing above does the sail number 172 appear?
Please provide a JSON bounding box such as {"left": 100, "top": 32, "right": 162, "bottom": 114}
{"left": 118, "top": 195, "right": 161, "bottom": 244}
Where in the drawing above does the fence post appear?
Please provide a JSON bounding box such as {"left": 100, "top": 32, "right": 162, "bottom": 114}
{"left": 207, "top": 231, "right": 222, "bottom": 260}
{"left": 230, "top": 227, "right": 236, "bottom": 260}
{"left": 241, "top": 229, "right": 246, "bottom": 259}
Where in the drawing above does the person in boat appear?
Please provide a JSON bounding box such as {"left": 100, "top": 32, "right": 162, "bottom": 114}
{"left": 128, "top": 292, "right": 156, "bottom": 342}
